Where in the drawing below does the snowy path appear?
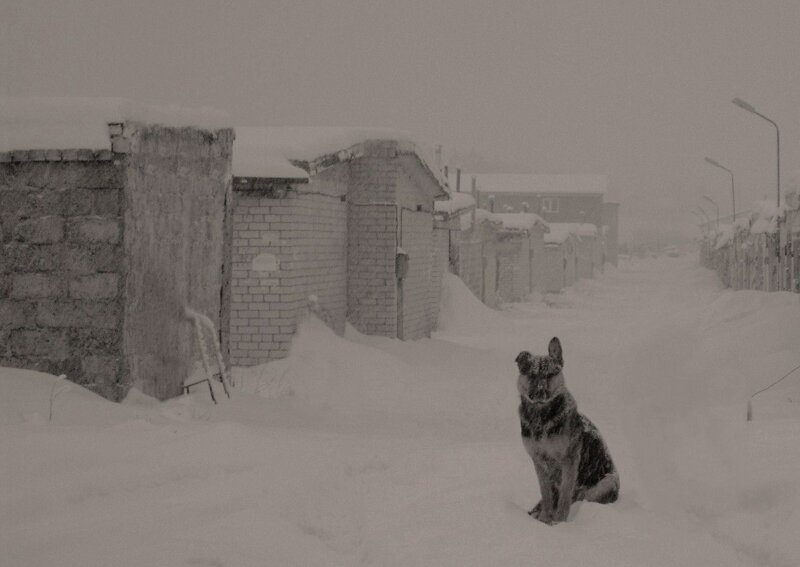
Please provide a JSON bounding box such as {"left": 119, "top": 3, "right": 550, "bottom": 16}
{"left": 2, "top": 256, "right": 800, "bottom": 566}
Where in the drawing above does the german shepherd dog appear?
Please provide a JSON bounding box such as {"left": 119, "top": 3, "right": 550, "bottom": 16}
{"left": 516, "top": 337, "right": 619, "bottom": 524}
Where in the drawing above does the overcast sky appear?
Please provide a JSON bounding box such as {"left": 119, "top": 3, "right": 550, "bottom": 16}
{"left": 2, "top": 0, "right": 798, "bottom": 242}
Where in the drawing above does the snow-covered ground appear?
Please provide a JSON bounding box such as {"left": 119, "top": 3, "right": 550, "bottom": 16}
{"left": 3, "top": 256, "right": 800, "bottom": 566}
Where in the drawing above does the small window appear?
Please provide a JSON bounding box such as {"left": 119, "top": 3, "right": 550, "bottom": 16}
{"left": 542, "top": 197, "right": 559, "bottom": 213}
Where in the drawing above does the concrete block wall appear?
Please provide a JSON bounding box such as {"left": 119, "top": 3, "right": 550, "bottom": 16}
{"left": 230, "top": 167, "right": 348, "bottom": 366}
{"left": 1, "top": 158, "right": 126, "bottom": 400}
{"left": 1, "top": 122, "right": 233, "bottom": 402}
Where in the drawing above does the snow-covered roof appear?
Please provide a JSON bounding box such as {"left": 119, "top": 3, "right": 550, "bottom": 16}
{"left": 543, "top": 223, "right": 578, "bottom": 245}
{"left": 459, "top": 207, "right": 504, "bottom": 231}
{"left": 492, "top": 212, "right": 549, "bottom": 233}
{"left": 0, "top": 96, "right": 229, "bottom": 153}
{"left": 448, "top": 173, "right": 608, "bottom": 195}
{"left": 434, "top": 191, "right": 476, "bottom": 216}
{"left": 233, "top": 126, "right": 445, "bottom": 186}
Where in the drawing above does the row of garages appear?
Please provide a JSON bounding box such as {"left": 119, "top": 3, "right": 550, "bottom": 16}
{"left": 0, "top": 98, "right": 612, "bottom": 401}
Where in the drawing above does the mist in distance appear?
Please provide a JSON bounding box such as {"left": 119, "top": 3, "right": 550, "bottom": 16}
{"left": 1, "top": 0, "right": 799, "bottom": 246}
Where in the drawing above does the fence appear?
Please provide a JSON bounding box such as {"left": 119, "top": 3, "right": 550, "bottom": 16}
{"left": 700, "top": 207, "right": 800, "bottom": 292}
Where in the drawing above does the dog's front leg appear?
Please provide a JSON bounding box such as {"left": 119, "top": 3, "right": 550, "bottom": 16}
{"left": 532, "top": 458, "right": 555, "bottom": 524}
{"left": 553, "top": 456, "right": 579, "bottom": 523}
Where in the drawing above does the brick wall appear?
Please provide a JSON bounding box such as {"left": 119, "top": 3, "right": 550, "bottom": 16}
{"left": 230, "top": 165, "right": 348, "bottom": 366}
{"left": 1, "top": 157, "right": 127, "bottom": 400}
{"left": 347, "top": 203, "right": 397, "bottom": 337}
{"left": 346, "top": 147, "right": 399, "bottom": 337}
{"left": 399, "top": 209, "right": 434, "bottom": 339}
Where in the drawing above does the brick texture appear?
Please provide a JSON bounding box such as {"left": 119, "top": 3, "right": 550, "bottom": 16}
{"left": 230, "top": 164, "right": 348, "bottom": 366}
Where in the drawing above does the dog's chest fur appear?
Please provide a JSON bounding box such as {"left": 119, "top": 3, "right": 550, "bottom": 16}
{"left": 519, "top": 391, "right": 581, "bottom": 458}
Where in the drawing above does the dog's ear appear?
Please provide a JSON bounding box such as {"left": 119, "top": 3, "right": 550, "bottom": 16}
{"left": 548, "top": 337, "right": 563, "bottom": 367}
{"left": 515, "top": 351, "right": 533, "bottom": 374}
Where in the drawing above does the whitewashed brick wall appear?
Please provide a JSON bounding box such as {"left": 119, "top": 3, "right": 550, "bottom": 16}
{"left": 230, "top": 172, "right": 347, "bottom": 366}
{"left": 347, "top": 203, "right": 397, "bottom": 337}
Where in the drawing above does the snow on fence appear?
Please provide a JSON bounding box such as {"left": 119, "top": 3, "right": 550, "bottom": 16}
{"left": 700, "top": 200, "right": 800, "bottom": 293}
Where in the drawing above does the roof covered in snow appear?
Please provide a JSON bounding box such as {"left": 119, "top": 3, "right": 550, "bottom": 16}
{"left": 448, "top": 173, "right": 609, "bottom": 195}
{"left": 574, "top": 223, "right": 599, "bottom": 237}
{"left": 492, "top": 212, "right": 549, "bottom": 233}
{"left": 233, "top": 126, "right": 446, "bottom": 187}
{"left": 434, "top": 191, "right": 476, "bottom": 216}
{"left": 0, "top": 96, "right": 230, "bottom": 153}
{"left": 459, "top": 207, "right": 504, "bottom": 231}
{"left": 544, "top": 223, "right": 579, "bottom": 244}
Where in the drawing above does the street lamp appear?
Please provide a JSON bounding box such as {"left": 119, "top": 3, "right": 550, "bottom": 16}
{"left": 732, "top": 97, "right": 780, "bottom": 208}
{"left": 703, "top": 157, "right": 736, "bottom": 223}
{"left": 704, "top": 157, "right": 739, "bottom": 288}
{"left": 732, "top": 97, "right": 783, "bottom": 289}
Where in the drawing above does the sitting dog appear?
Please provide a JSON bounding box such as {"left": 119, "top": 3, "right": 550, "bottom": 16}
{"left": 516, "top": 337, "right": 619, "bottom": 524}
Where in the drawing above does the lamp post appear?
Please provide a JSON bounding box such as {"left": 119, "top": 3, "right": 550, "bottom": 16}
{"left": 732, "top": 97, "right": 782, "bottom": 289}
{"left": 704, "top": 157, "right": 738, "bottom": 288}
{"left": 704, "top": 157, "right": 736, "bottom": 222}
{"left": 732, "top": 98, "right": 780, "bottom": 207}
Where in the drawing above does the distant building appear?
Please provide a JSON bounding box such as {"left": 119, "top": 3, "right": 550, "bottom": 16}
{"left": 447, "top": 173, "right": 618, "bottom": 270}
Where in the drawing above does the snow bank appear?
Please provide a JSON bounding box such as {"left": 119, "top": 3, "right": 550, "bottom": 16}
{"left": 3, "top": 257, "right": 800, "bottom": 566}
{"left": 0, "top": 96, "right": 229, "bottom": 152}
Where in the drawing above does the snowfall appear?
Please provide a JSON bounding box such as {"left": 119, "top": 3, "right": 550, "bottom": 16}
{"left": 2, "top": 255, "right": 800, "bottom": 567}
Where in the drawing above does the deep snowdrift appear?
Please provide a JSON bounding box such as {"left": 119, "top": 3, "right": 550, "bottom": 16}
{"left": 2, "top": 256, "right": 799, "bottom": 566}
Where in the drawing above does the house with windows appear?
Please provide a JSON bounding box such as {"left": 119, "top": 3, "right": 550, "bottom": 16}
{"left": 458, "top": 174, "right": 616, "bottom": 269}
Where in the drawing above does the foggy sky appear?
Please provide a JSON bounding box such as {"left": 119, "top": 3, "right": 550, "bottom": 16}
{"left": 2, "top": 0, "right": 799, "bottom": 242}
